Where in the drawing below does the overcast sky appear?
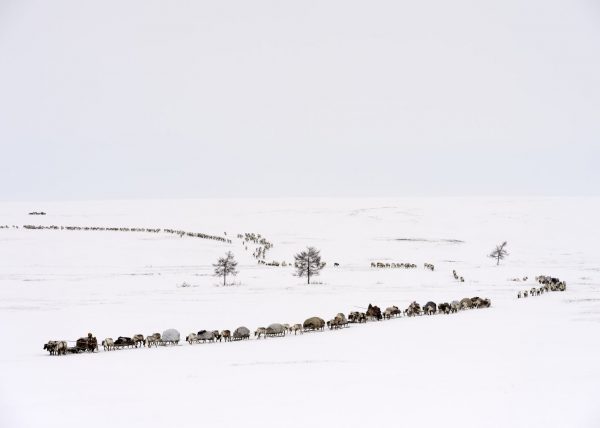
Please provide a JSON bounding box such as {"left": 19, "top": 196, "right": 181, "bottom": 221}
{"left": 0, "top": 0, "right": 598, "bottom": 201}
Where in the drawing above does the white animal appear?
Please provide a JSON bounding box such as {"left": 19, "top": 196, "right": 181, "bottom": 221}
{"left": 102, "top": 338, "right": 114, "bottom": 351}
{"left": 290, "top": 324, "right": 303, "bottom": 335}
{"left": 55, "top": 341, "right": 67, "bottom": 355}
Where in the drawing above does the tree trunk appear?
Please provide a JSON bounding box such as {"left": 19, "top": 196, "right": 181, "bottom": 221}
{"left": 496, "top": 256, "right": 500, "bottom": 266}
{"left": 223, "top": 272, "right": 226, "bottom": 286}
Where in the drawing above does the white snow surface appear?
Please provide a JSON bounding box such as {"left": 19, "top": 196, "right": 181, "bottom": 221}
{"left": 0, "top": 198, "right": 599, "bottom": 427}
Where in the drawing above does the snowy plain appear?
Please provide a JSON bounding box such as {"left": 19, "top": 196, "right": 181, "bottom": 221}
{"left": 0, "top": 197, "right": 599, "bottom": 428}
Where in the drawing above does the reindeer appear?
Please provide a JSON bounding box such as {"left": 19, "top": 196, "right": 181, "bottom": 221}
{"left": 102, "top": 338, "right": 115, "bottom": 351}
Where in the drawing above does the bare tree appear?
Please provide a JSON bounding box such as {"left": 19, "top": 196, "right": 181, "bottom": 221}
{"left": 489, "top": 241, "right": 509, "bottom": 265}
{"left": 213, "top": 251, "right": 238, "bottom": 286}
{"left": 294, "top": 247, "right": 325, "bottom": 284}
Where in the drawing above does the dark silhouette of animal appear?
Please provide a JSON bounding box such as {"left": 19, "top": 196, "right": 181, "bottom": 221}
{"left": 438, "top": 302, "right": 451, "bottom": 314}
{"left": 43, "top": 341, "right": 58, "bottom": 355}
{"left": 348, "top": 312, "right": 366, "bottom": 323}
{"left": 460, "top": 298, "right": 473, "bottom": 309}
{"left": 472, "top": 297, "right": 491, "bottom": 308}
{"left": 76, "top": 334, "right": 98, "bottom": 352}
{"left": 423, "top": 301, "right": 437, "bottom": 315}
{"left": 114, "top": 336, "right": 135, "bottom": 349}
{"left": 366, "top": 304, "right": 382, "bottom": 321}
{"left": 471, "top": 297, "right": 484, "bottom": 307}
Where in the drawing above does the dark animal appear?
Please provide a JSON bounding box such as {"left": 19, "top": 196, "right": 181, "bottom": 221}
{"left": 113, "top": 336, "right": 135, "bottom": 349}
{"left": 366, "top": 304, "right": 382, "bottom": 321}
{"left": 405, "top": 301, "right": 422, "bottom": 316}
{"left": 460, "top": 298, "right": 473, "bottom": 309}
{"left": 76, "top": 334, "right": 98, "bottom": 352}
{"left": 348, "top": 312, "right": 367, "bottom": 323}
{"left": 423, "top": 301, "right": 437, "bottom": 315}
{"left": 438, "top": 302, "right": 451, "bottom": 314}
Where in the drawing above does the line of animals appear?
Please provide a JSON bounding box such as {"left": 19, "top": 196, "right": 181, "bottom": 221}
{"left": 452, "top": 270, "right": 465, "bottom": 282}
{"left": 257, "top": 260, "right": 291, "bottom": 267}
{"left": 238, "top": 232, "right": 273, "bottom": 261}
{"left": 19, "top": 224, "right": 231, "bottom": 243}
{"left": 518, "top": 275, "right": 566, "bottom": 298}
{"left": 0, "top": 225, "right": 19, "bottom": 229}
{"left": 42, "top": 297, "right": 491, "bottom": 356}
{"left": 424, "top": 263, "right": 435, "bottom": 271}
{"left": 28, "top": 211, "right": 46, "bottom": 215}
{"left": 258, "top": 260, "right": 340, "bottom": 268}
{"left": 370, "top": 262, "right": 417, "bottom": 269}
{"left": 258, "top": 261, "right": 343, "bottom": 268}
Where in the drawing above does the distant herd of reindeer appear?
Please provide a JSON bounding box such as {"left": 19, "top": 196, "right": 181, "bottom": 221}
{"left": 452, "top": 270, "right": 465, "bottom": 282}
{"left": 518, "top": 275, "right": 567, "bottom": 298}
{"left": 17, "top": 224, "right": 232, "bottom": 243}
{"left": 370, "top": 261, "right": 418, "bottom": 269}
{"left": 42, "top": 296, "right": 492, "bottom": 356}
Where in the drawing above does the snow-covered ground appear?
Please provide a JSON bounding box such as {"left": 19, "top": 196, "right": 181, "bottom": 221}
{"left": 0, "top": 198, "right": 599, "bottom": 428}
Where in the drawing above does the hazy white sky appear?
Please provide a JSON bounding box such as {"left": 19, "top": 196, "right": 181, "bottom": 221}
{"left": 0, "top": 0, "right": 598, "bottom": 200}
